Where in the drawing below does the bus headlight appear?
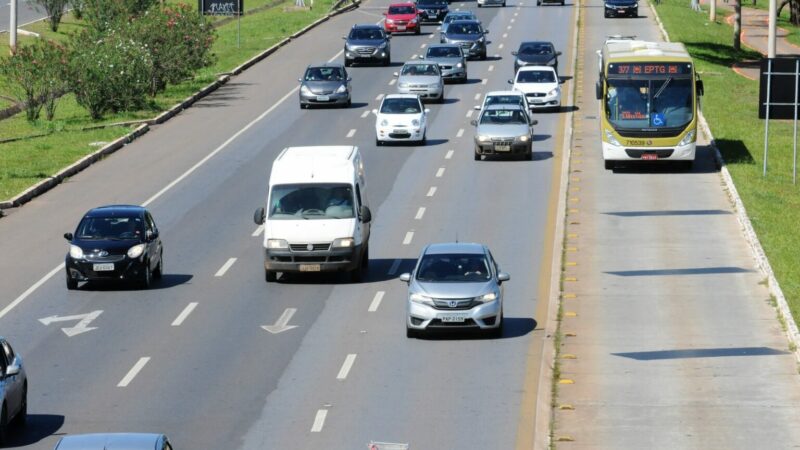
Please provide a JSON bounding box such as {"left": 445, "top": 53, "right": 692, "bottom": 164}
{"left": 604, "top": 129, "right": 621, "bottom": 146}
{"left": 679, "top": 130, "right": 696, "bottom": 146}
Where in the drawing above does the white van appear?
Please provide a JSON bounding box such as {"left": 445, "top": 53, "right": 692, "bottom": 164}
{"left": 253, "top": 146, "right": 372, "bottom": 282}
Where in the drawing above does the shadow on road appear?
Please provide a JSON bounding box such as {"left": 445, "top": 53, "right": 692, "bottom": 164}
{"left": 5, "top": 414, "right": 65, "bottom": 448}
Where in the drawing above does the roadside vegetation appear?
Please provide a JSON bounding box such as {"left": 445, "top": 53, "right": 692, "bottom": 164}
{"left": 0, "top": 0, "right": 337, "bottom": 200}
{"left": 653, "top": 0, "right": 800, "bottom": 323}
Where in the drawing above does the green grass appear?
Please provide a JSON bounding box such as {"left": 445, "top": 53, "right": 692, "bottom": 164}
{"left": 732, "top": 0, "right": 800, "bottom": 47}
{"left": 654, "top": 0, "right": 800, "bottom": 324}
{"left": 0, "top": 0, "right": 338, "bottom": 200}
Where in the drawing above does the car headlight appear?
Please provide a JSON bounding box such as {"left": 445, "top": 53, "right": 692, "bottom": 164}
{"left": 267, "top": 239, "right": 289, "bottom": 249}
{"left": 127, "top": 244, "right": 145, "bottom": 259}
{"left": 69, "top": 245, "right": 84, "bottom": 259}
{"left": 604, "top": 2, "right": 612, "bottom": 6}
{"left": 477, "top": 135, "right": 490, "bottom": 142}
{"left": 429, "top": 83, "right": 440, "bottom": 89}
{"left": 386, "top": 18, "right": 394, "bottom": 23}
{"left": 679, "top": 130, "right": 696, "bottom": 146}
{"left": 300, "top": 85, "right": 313, "bottom": 95}
{"left": 548, "top": 88, "right": 560, "bottom": 96}
{"left": 604, "top": 128, "right": 621, "bottom": 146}
{"left": 410, "top": 293, "right": 433, "bottom": 304}
{"left": 380, "top": 119, "right": 389, "bottom": 126}
{"left": 412, "top": 119, "right": 420, "bottom": 126}
{"left": 335, "top": 84, "right": 347, "bottom": 94}
{"left": 378, "top": 41, "right": 387, "bottom": 48}
{"left": 332, "top": 237, "right": 355, "bottom": 248}
{"left": 456, "top": 62, "right": 463, "bottom": 68}
{"left": 399, "top": 82, "right": 409, "bottom": 88}
{"left": 479, "top": 292, "right": 498, "bottom": 302}
{"left": 518, "top": 135, "right": 530, "bottom": 142}
{"left": 410, "top": 18, "right": 417, "bottom": 23}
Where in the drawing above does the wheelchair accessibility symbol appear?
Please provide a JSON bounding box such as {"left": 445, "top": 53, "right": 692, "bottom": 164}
{"left": 651, "top": 113, "right": 666, "bottom": 127}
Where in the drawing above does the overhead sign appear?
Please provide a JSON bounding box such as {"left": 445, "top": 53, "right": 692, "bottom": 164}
{"left": 759, "top": 57, "right": 800, "bottom": 120}
{"left": 199, "top": 0, "right": 243, "bottom": 15}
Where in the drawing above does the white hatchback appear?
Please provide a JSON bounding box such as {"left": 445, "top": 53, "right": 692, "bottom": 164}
{"left": 509, "top": 66, "right": 561, "bottom": 111}
{"left": 373, "top": 94, "right": 429, "bottom": 145}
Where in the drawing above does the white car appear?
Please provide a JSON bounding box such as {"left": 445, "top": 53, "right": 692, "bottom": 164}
{"left": 474, "top": 90, "right": 533, "bottom": 120}
{"left": 373, "top": 94, "right": 429, "bottom": 145}
{"left": 508, "top": 66, "right": 561, "bottom": 111}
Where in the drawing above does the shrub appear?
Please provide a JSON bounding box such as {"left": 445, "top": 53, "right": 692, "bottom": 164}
{"left": 80, "top": 0, "right": 158, "bottom": 32}
{"left": 0, "top": 39, "right": 70, "bottom": 121}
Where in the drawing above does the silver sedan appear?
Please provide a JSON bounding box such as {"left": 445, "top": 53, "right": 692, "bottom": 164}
{"left": 0, "top": 337, "right": 26, "bottom": 444}
{"left": 471, "top": 104, "right": 536, "bottom": 160}
{"left": 394, "top": 61, "right": 445, "bottom": 103}
{"left": 400, "top": 242, "right": 510, "bottom": 338}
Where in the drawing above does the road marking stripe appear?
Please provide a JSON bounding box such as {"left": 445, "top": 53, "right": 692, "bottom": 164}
{"left": 466, "top": 110, "right": 473, "bottom": 118}
{"left": 346, "top": 129, "right": 356, "bottom": 138}
{"left": 445, "top": 149, "right": 454, "bottom": 159}
{"left": 252, "top": 225, "right": 264, "bottom": 237}
{"left": 421, "top": 43, "right": 426, "bottom": 48}
{"left": 215, "top": 258, "right": 237, "bottom": 277}
{"left": 489, "top": 64, "right": 495, "bottom": 71}
{"left": 503, "top": 33, "right": 508, "bottom": 38}
{"left": 117, "top": 357, "right": 150, "bottom": 387}
{"left": 514, "top": 11, "right": 518, "bottom": 16}
{"left": 171, "top": 302, "right": 198, "bottom": 327}
{"left": 429, "top": 33, "right": 434, "bottom": 39}
{"left": 327, "top": 49, "right": 345, "bottom": 63}
{"left": 511, "top": 18, "right": 515, "bottom": 23}
{"left": 474, "top": 93, "right": 481, "bottom": 100}
{"left": 388, "top": 259, "right": 401, "bottom": 275}
{"left": 369, "top": 291, "right": 385, "bottom": 312}
{"left": 403, "top": 231, "right": 414, "bottom": 245}
{"left": 389, "top": 78, "right": 396, "bottom": 85}
{"left": 411, "top": 54, "right": 418, "bottom": 59}
{"left": 507, "top": 25, "right": 512, "bottom": 30}
{"left": 376, "top": 93, "right": 384, "bottom": 101}
{"left": 0, "top": 264, "right": 63, "bottom": 320}
{"left": 311, "top": 409, "right": 328, "bottom": 432}
{"left": 436, "top": 167, "right": 445, "bottom": 177}
{"left": 361, "top": 110, "right": 370, "bottom": 118}
{"left": 415, "top": 207, "right": 426, "bottom": 220}
{"left": 498, "top": 43, "right": 504, "bottom": 50}
{"left": 481, "top": 79, "right": 488, "bottom": 85}
{"left": 337, "top": 354, "right": 358, "bottom": 380}
{"left": 456, "top": 128, "right": 464, "bottom": 137}
{"left": 426, "top": 186, "right": 437, "bottom": 197}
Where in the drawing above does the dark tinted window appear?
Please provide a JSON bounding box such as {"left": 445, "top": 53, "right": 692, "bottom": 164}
{"left": 416, "top": 253, "right": 491, "bottom": 282}
{"left": 519, "top": 43, "right": 553, "bottom": 55}
{"left": 304, "top": 67, "right": 345, "bottom": 81}
{"left": 448, "top": 22, "right": 482, "bottom": 34}
{"left": 388, "top": 5, "right": 415, "bottom": 14}
{"left": 380, "top": 97, "right": 423, "bottom": 114}
{"left": 485, "top": 94, "right": 525, "bottom": 107}
{"left": 517, "top": 70, "right": 556, "bottom": 83}
{"left": 350, "top": 28, "right": 384, "bottom": 40}
{"left": 76, "top": 216, "right": 144, "bottom": 240}
{"left": 269, "top": 184, "right": 355, "bottom": 220}
{"left": 427, "top": 46, "right": 462, "bottom": 58}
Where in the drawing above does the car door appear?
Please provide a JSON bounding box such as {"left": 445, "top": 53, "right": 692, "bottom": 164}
{"left": 144, "top": 212, "right": 162, "bottom": 270}
{"left": 0, "top": 340, "right": 21, "bottom": 416}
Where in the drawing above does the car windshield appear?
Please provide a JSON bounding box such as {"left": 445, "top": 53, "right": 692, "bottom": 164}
{"left": 388, "top": 5, "right": 415, "bottom": 14}
{"left": 480, "top": 109, "right": 528, "bottom": 125}
{"left": 517, "top": 70, "right": 556, "bottom": 83}
{"left": 381, "top": 98, "right": 422, "bottom": 114}
{"left": 427, "top": 46, "right": 462, "bottom": 58}
{"left": 486, "top": 95, "right": 524, "bottom": 107}
{"left": 445, "top": 13, "right": 474, "bottom": 23}
{"left": 304, "top": 67, "right": 345, "bottom": 81}
{"left": 419, "top": 0, "right": 448, "bottom": 5}
{"left": 76, "top": 216, "right": 144, "bottom": 240}
{"left": 605, "top": 77, "right": 693, "bottom": 130}
{"left": 269, "top": 184, "right": 355, "bottom": 220}
{"left": 416, "top": 253, "right": 491, "bottom": 282}
{"left": 449, "top": 22, "right": 482, "bottom": 34}
{"left": 519, "top": 43, "right": 553, "bottom": 55}
{"left": 401, "top": 64, "right": 439, "bottom": 76}
{"left": 350, "top": 28, "right": 384, "bottom": 40}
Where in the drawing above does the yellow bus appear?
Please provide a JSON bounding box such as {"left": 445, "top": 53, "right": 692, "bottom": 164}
{"left": 596, "top": 40, "right": 704, "bottom": 170}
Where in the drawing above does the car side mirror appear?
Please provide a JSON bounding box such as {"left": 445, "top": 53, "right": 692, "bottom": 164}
{"left": 507, "top": 79, "right": 513, "bottom": 85}
{"left": 696, "top": 79, "right": 704, "bottom": 96}
{"left": 556, "top": 51, "right": 562, "bottom": 56}
{"left": 399, "top": 273, "right": 411, "bottom": 282}
{"left": 254, "top": 207, "right": 265, "bottom": 225}
{"left": 511, "top": 51, "right": 518, "bottom": 56}
{"left": 387, "top": 35, "right": 392, "bottom": 39}
{"left": 382, "top": 11, "right": 387, "bottom": 14}
{"left": 372, "top": 108, "right": 379, "bottom": 115}
{"left": 424, "top": 108, "right": 430, "bottom": 113}
{"left": 484, "top": 30, "right": 489, "bottom": 34}
{"left": 64, "top": 232, "right": 73, "bottom": 241}
{"left": 393, "top": 72, "right": 399, "bottom": 77}
{"left": 5, "top": 364, "right": 20, "bottom": 377}
{"left": 470, "top": 119, "right": 478, "bottom": 126}
{"left": 497, "top": 272, "right": 510, "bottom": 283}
{"left": 298, "top": 78, "right": 302, "bottom": 82}
{"left": 531, "top": 119, "right": 539, "bottom": 125}
{"left": 595, "top": 81, "right": 602, "bottom": 100}
{"left": 474, "top": 105, "right": 481, "bottom": 110}
{"left": 347, "top": 77, "right": 352, "bottom": 82}
{"left": 342, "top": 36, "right": 347, "bottom": 40}
{"left": 360, "top": 206, "right": 372, "bottom": 223}
{"left": 146, "top": 230, "right": 158, "bottom": 241}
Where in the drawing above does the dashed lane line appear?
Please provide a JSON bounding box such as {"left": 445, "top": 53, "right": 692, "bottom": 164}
{"left": 311, "top": 410, "right": 328, "bottom": 432}
{"left": 346, "top": 129, "right": 357, "bottom": 138}
{"left": 361, "top": 110, "right": 370, "bottom": 118}
{"left": 415, "top": 207, "right": 426, "bottom": 220}
{"left": 215, "top": 258, "right": 237, "bottom": 277}
{"left": 427, "top": 186, "right": 437, "bottom": 197}
{"left": 389, "top": 78, "right": 396, "bottom": 85}
{"left": 171, "top": 302, "right": 198, "bottom": 327}
{"left": 117, "top": 357, "right": 150, "bottom": 388}
{"left": 436, "top": 167, "right": 445, "bottom": 177}
{"left": 456, "top": 128, "right": 465, "bottom": 137}
{"left": 474, "top": 93, "right": 481, "bottom": 100}
{"left": 489, "top": 64, "right": 495, "bottom": 71}
{"left": 388, "top": 259, "right": 402, "bottom": 275}
{"left": 445, "top": 149, "right": 454, "bottom": 159}
{"left": 337, "top": 354, "right": 358, "bottom": 380}
{"left": 403, "top": 231, "right": 414, "bottom": 245}
{"left": 375, "top": 93, "right": 384, "bottom": 101}
{"left": 252, "top": 225, "right": 264, "bottom": 237}
{"left": 369, "top": 291, "right": 385, "bottom": 312}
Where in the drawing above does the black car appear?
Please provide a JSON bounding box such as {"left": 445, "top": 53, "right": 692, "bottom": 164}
{"left": 512, "top": 41, "right": 561, "bottom": 74}
{"left": 64, "top": 205, "right": 164, "bottom": 289}
{"left": 604, "top": 0, "right": 638, "bottom": 17}
{"left": 416, "top": 0, "right": 449, "bottom": 23}
{"left": 343, "top": 24, "right": 391, "bottom": 67}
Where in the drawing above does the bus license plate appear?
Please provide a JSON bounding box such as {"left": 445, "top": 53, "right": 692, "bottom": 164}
{"left": 641, "top": 153, "right": 658, "bottom": 160}
{"left": 299, "top": 264, "right": 321, "bottom": 272}
{"left": 93, "top": 263, "right": 114, "bottom": 272}
{"left": 441, "top": 313, "right": 470, "bottom": 322}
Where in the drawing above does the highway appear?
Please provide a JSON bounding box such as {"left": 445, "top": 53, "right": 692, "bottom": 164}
{"left": 0, "top": 0, "right": 574, "bottom": 448}
{"left": 0, "top": 0, "right": 46, "bottom": 33}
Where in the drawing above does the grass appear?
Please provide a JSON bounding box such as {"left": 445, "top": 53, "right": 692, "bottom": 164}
{"left": 0, "top": 0, "right": 338, "bottom": 200}
{"left": 654, "top": 0, "right": 800, "bottom": 325}
{"left": 727, "top": 0, "right": 800, "bottom": 48}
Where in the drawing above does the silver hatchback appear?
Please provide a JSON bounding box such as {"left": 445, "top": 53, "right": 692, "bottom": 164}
{"left": 400, "top": 242, "right": 509, "bottom": 338}
{"left": 394, "top": 61, "right": 445, "bottom": 103}
{"left": 54, "top": 433, "right": 173, "bottom": 450}
{"left": 0, "top": 337, "right": 26, "bottom": 445}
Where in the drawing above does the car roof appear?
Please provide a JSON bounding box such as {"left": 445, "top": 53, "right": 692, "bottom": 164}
{"left": 383, "top": 94, "right": 422, "bottom": 100}
{"left": 424, "top": 242, "right": 486, "bottom": 255}
{"left": 484, "top": 104, "right": 525, "bottom": 111}
{"left": 55, "top": 433, "right": 165, "bottom": 450}
{"left": 517, "top": 65, "right": 557, "bottom": 72}
{"left": 305, "top": 62, "right": 346, "bottom": 69}
{"left": 388, "top": 2, "right": 415, "bottom": 6}
{"left": 352, "top": 23, "right": 382, "bottom": 29}
{"left": 485, "top": 90, "right": 523, "bottom": 97}
{"left": 84, "top": 205, "right": 146, "bottom": 218}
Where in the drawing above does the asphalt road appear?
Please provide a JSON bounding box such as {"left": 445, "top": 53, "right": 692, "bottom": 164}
{"left": 0, "top": 0, "right": 575, "bottom": 448}
{"left": 0, "top": 0, "right": 46, "bottom": 33}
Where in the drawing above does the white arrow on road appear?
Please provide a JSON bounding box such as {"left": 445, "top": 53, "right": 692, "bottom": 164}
{"left": 39, "top": 310, "right": 103, "bottom": 337}
{"left": 261, "top": 308, "right": 298, "bottom": 334}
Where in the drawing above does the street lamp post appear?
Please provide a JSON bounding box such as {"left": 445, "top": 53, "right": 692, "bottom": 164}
{"left": 9, "top": 0, "right": 17, "bottom": 54}
{"left": 767, "top": 0, "right": 777, "bottom": 58}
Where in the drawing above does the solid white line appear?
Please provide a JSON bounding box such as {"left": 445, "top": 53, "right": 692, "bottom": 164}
{"left": 346, "top": 129, "right": 357, "bottom": 138}
{"left": 403, "top": 231, "right": 414, "bottom": 245}
{"left": 361, "top": 110, "right": 370, "bottom": 118}
{"left": 376, "top": 93, "right": 384, "bottom": 101}
{"left": 311, "top": 409, "right": 328, "bottom": 432}
{"left": 474, "top": 93, "right": 481, "bottom": 100}
{"left": 171, "top": 302, "right": 198, "bottom": 327}
{"left": 389, "top": 79, "right": 396, "bottom": 86}
{"left": 488, "top": 64, "right": 495, "bottom": 71}
{"left": 0, "top": 264, "right": 63, "bottom": 320}
{"left": 456, "top": 128, "right": 464, "bottom": 137}
{"left": 466, "top": 110, "right": 473, "bottom": 118}
{"left": 252, "top": 225, "right": 264, "bottom": 237}
{"left": 327, "top": 49, "right": 345, "bottom": 64}
{"left": 481, "top": 79, "right": 488, "bottom": 85}
{"left": 426, "top": 186, "right": 437, "bottom": 197}
{"left": 337, "top": 354, "right": 358, "bottom": 380}
{"left": 117, "top": 357, "right": 150, "bottom": 387}
{"left": 215, "top": 257, "right": 237, "bottom": 277}
{"left": 436, "top": 167, "right": 445, "bottom": 178}
{"left": 369, "top": 291, "right": 385, "bottom": 312}
{"left": 415, "top": 207, "right": 426, "bottom": 220}
{"left": 388, "top": 259, "right": 402, "bottom": 275}
{"left": 498, "top": 44, "right": 504, "bottom": 50}
{"left": 445, "top": 149, "right": 454, "bottom": 159}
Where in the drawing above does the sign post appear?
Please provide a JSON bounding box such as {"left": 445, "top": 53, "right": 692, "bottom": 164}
{"left": 758, "top": 57, "right": 800, "bottom": 183}
{"left": 199, "top": 0, "right": 244, "bottom": 47}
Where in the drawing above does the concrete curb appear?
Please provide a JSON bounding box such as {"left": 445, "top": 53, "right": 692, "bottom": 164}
{"left": 0, "top": 0, "right": 360, "bottom": 211}
{"left": 649, "top": 0, "right": 800, "bottom": 362}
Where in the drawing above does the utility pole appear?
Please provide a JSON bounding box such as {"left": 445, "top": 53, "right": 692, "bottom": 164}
{"left": 9, "top": 0, "right": 17, "bottom": 54}
{"left": 710, "top": 0, "right": 716, "bottom": 21}
{"left": 768, "top": 0, "right": 777, "bottom": 57}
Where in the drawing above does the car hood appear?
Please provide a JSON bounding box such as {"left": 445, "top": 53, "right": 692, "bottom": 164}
{"left": 398, "top": 75, "right": 441, "bottom": 85}
{"left": 606, "top": 0, "right": 637, "bottom": 4}
{"left": 516, "top": 54, "right": 556, "bottom": 65}
{"left": 265, "top": 218, "right": 355, "bottom": 245}
{"left": 427, "top": 56, "right": 463, "bottom": 65}
{"left": 412, "top": 280, "right": 496, "bottom": 299}
{"left": 347, "top": 39, "right": 387, "bottom": 47}
{"left": 386, "top": 13, "right": 417, "bottom": 20}
{"left": 514, "top": 81, "right": 559, "bottom": 94}
{"left": 476, "top": 123, "right": 530, "bottom": 137}
{"left": 418, "top": 3, "right": 448, "bottom": 9}
{"left": 445, "top": 33, "right": 484, "bottom": 42}
{"left": 71, "top": 238, "right": 141, "bottom": 255}
{"left": 377, "top": 112, "right": 424, "bottom": 126}
{"left": 303, "top": 80, "right": 345, "bottom": 94}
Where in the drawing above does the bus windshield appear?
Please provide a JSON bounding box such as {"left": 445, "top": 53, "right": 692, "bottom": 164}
{"left": 604, "top": 77, "right": 693, "bottom": 130}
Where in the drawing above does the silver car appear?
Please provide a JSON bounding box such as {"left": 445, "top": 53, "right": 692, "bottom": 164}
{"left": 471, "top": 104, "right": 536, "bottom": 160}
{"left": 394, "top": 61, "right": 445, "bottom": 103}
{"left": 400, "top": 242, "right": 510, "bottom": 338}
{"left": 298, "top": 63, "right": 352, "bottom": 109}
{"left": 54, "top": 433, "right": 173, "bottom": 450}
{"left": 423, "top": 44, "right": 467, "bottom": 83}
{"left": 439, "top": 20, "right": 489, "bottom": 60}
{"left": 0, "top": 337, "right": 26, "bottom": 444}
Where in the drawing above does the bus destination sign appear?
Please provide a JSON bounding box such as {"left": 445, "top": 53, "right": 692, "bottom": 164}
{"left": 609, "top": 63, "right": 692, "bottom": 76}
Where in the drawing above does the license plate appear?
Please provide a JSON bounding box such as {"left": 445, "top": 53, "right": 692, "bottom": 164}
{"left": 495, "top": 144, "right": 511, "bottom": 152}
{"left": 532, "top": 99, "right": 545, "bottom": 104}
{"left": 299, "top": 264, "right": 321, "bottom": 272}
{"left": 641, "top": 153, "right": 658, "bottom": 160}
{"left": 618, "top": 9, "right": 626, "bottom": 12}
{"left": 316, "top": 95, "right": 330, "bottom": 101}
{"left": 93, "top": 263, "right": 114, "bottom": 272}
{"left": 440, "top": 313, "right": 470, "bottom": 322}
{"left": 397, "top": 25, "right": 406, "bottom": 31}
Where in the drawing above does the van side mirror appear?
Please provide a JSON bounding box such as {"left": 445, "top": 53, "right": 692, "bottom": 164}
{"left": 254, "top": 207, "right": 265, "bottom": 225}
{"left": 595, "top": 81, "right": 602, "bottom": 100}
{"left": 64, "top": 232, "right": 73, "bottom": 241}
{"left": 531, "top": 119, "right": 539, "bottom": 126}
{"left": 507, "top": 79, "right": 513, "bottom": 85}
{"left": 696, "top": 79, "right": 704, "bottom": 96}
{"left": 497, "top": 272, "right": 510, "bottom": 283}
{"left": 360, "top": 206, "right": 372, "bottom": 223}
{"left": 399, "top": 273, "right": 411, "bottom": 282}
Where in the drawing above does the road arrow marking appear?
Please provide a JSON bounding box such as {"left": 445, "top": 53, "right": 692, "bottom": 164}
{"left": 262, "top": 308, "right": 298, "bottom": 334}
{"left": 39, "top": 310, "right": 103, "bottom": 337}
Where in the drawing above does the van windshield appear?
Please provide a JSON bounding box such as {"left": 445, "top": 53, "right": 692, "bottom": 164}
{"left": 269, "top": 184, "right": 356, "bottom": 220}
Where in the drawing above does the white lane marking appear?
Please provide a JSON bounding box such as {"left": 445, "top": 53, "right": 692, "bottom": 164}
{"left": 488, "top": 64, "right": 495, "bottom": 71}
{"left": 311, "top": 409, "right": 328, "bottom": 432}
{"left": 411, "top": 54, "right": 418, "bottom": 59}
{"left": 369, "top": 291, "right": 385, "bottom": 312}
{"left": 403, "top": 231, "right": 414, "bottom": 245}
{"left": 421, "top": 43, "right": 427, "bottom": 48}
{"left": 426, "top": 186, "right": 437, "bottom": 197}
{"left": 466, "top": 110, "right": 473, "bottom": 118}
{"left": 481, "top": 79, "right": 488, "bottom": 85}
{"left": 456, "top": 128, "right": 464, "bottom": 137}
{"left": 117, "top": 357, "right": 150, "bottom": 387}
{"left": 388, "top": 259, "right": 402, "bottom": 275}
{"left": 327, "top": 49, "right": 345, "bottom": 63}
{"left": 497, "top": 43, "right": 504, "bottom": 50}
{"left": 252, "top": 225, "right": 264, "bottom": 237}
{"left": 436, "top": 167, "right": 445, "bottom": 178}
{"left": 429, "top": 33, "right": 434, "bottom": 39}
{"left": 346, "top": 129, "right": 357, "bottom": 138}
{"left": 262, "top": 308, "right": 299, "bottom": 334}
{"left": 514, "top": 11, "right": 518, "bottom": 16}
{"left": 502, "top": 33, "right": 508, "bottom": 38}
{"left": 445, "top": 149, "right": 454, "bottom": 159}
{"left": 494, "top": 54, "right": 500, "bottom": 58}
{"left": 415, "top": 207, "right": 426, "bottom": 220}
{"left": 507, "top": 25, "right": 512, "bottom": 30}
{"left": 0, "top": 264, "right": 64, "bottom": 320}
{"left": 389, "top": 78, "right": 396, "bottom": 86}
{"left": 39, "top": 310, "right": 103, "bottom": 337}
{"left": 215, "top": 258, "right": 237, "bottom": 277}
{"left": 337, "top": 354, "right": 358, "bottom": 380}
{"left": 361, "top": 110, "right": 370, "bottom": 118}
{"left": 172, "top": 302, "right": 198, "bottom": 327}
{"left": 510, "top": 18, "right": 515, "bottom": 23}
{"left": 474, "top": 93, "right": 481, "bottom": 100}
{"left": 376, "top": 93, "right": 384, "bottom": 101}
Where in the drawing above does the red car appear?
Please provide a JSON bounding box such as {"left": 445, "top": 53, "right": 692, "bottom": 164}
{"left": 383, "top": 3, "right": 421, "bottom": 35}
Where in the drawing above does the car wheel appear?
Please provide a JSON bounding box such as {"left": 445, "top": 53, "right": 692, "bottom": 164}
{"left": 480, "top": 52, "right": 487, "bottom": 61}
{"left": 420, "top": 131, "right": 427, "bottom": 145}
{"left": 415, "top": 26, "right": 421, "bottom": 35}
{"left": 477, "top": 3, "right": 482, "bottom": 6}
{"left": 502, "top": 1, "right": 506, "bottom": 5}
{"left": 153, "top": 251, "right": 163, "bottom": 280}
{"left": 406, "top": 327, "right": 419, "bottom": 338}
{"left": 525, "top": 151, "right": 533, "bottom": 161}
{"left": 344, "top": 59, "right": 352, "bottom": 67}
{"left": 474, "top": 152, "right": 481, "bottom": 161}
{"left": 0, "top": 404, "right": 7, "bottom": 445}
{"left": 350, "top": 266, "right": 363, "bottom": 283}
{"left": 490, "top": 316, "right": 504, "bottom": 338}
{"left": 376, "top": 138, "right": 382, "bottom": 146}
{"left": 140, "top": 262, "right": 152, "bottom": 289}
{"left": 13, "top": 386, "right": 26, "bottom": 428}
{"left": 66, "top": 271, "right": 78, "bottom": 290}
{"left": 384, "top": 55, "right": 391, "bottom": 66}
{"left": 632, "top": 10, "right": 638, "bottom": 17}
{"left": 604, "top": 11, "right": 610, "bottom": 17}
{"left": 265, "top": 270, "right": 277, "bottom": 283}
{"left": 361, "top": 246, "right": 369, "bottom": 268}
{"left": 345, "top": 98, "right": 352, "bottom": 108}
{"left": 604, "top": 160, "right": 615, "bottom": 170}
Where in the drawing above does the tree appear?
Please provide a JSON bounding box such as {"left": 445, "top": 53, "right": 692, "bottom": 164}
{"left": 0, "top": 39, "right": 69, "bottom": 121}
{"left": 31, "top": 0, "right": 70, "bottom": 31}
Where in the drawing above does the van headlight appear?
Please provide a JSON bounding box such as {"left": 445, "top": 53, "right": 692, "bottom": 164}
{"left": 477, "top": 135, "right": 490, "bottom": 142}
{"left": 479, "top": 292, "right": 498, "bottom": 302}
{"left": 335, "top": 84, "right": 347, "bottom": 94}
{"left": 69, "top": 245, "right": 84, "bottom": 259}
{"left": 410, "top": 293, "right": 433, "bottom": 304}
{"left": 679, "top": 130, "right": 696, "bottom": 146}
{"left": 332, "top": 237, "right": 355, "bottom": 248}
{"left": 604, "top": 128, "right": 621, "bottom": 146}
{"left": 267, "top": 239, "right": 289, "bottom": 249}
{"left": 518, "top": 135, "right": 529, "bottom": 142}
{"left": 127, "top": 244, "right": 146, "bottom": 259}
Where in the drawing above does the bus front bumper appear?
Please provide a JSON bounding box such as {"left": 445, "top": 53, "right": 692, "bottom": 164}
{"left": 602, "top": 141, "right": 696, "bottom": 161}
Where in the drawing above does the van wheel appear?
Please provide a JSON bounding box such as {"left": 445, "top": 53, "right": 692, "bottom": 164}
{"left": 66, "top": 272, "right": 78, "bottom": 290}
{"left": 350, "top": 266, "right": 363, "bottom": 283}
{"left": 265, "top": 270, "right": 277, "bottom": 283}
{"left": 361, "top": 246, "right": 369, "bottom": 268}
